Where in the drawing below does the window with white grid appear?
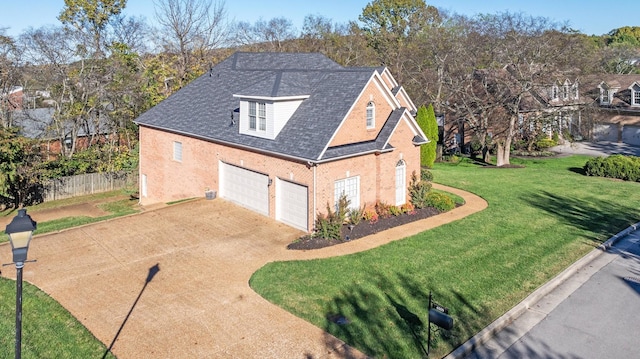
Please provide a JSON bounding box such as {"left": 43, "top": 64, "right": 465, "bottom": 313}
{"left": 334, "top": 176, "right": 360, "bottom": 210}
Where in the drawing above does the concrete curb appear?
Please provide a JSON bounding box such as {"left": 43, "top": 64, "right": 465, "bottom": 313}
{"left": 445, "top": 222, "right": 640, "bottom": 359}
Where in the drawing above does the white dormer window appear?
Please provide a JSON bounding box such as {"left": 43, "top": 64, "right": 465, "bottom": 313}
{"left": 573, "top": 84, "right": 579, "bottom": 99}
{"left": 366, "top": 101, "right": 375, "bottom": 129}
{"left": 562, "top": 85, "right": 569, "bottom": 100}
{"left": 249, "top": 101, "right": 266, "bottom": 131}
{"left": 601, "top": 89, "right": 610, "bottom": 105}
{"left": 632, "top": 83, "right": 640, "bottom": 106}
{"left": 551, "top": 85, "right": 558, "bottom": 100}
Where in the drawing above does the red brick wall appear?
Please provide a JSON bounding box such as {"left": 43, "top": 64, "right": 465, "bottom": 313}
{"left": 330, "top": 78, "right": 395, "bottom": 147}
{"left": 139, "top": 126, "right": 315, "bottom": 229}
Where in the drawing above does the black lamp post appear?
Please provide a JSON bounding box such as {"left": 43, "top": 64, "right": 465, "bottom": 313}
{"left": 5, "top": 209, "right": 37, "bottom": 359}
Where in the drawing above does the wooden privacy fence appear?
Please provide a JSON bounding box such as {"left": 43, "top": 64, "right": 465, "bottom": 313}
{"left": 42, "top": 172, "right": 138, "bottom": 202}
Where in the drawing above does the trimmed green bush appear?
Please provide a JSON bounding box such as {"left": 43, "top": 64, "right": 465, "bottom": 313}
{"left": 535, "top": 138, "right": 557, "bottom": 149}
{"left": 584, "top": 155, "right": 640, "bottom": 181}
{"left": 421, "top": 168, "right": 434, "bottom": 182}
{"left": 425, "top": 192, "right": 456, "bottom": 212}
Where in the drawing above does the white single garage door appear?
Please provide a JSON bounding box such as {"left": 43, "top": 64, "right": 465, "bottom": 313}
{"left": 592, "top": 124, "right": 618, "bottom": 142}
{"left": 220, "top": 162, "right": 269, "bottom": 216}
{"left": 276, "top": 178, "right": 308, "bottom": 231}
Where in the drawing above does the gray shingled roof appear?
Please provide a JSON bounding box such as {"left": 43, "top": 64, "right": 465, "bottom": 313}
{"left": 134, "top": 52, "right": 401, "bottom": 162}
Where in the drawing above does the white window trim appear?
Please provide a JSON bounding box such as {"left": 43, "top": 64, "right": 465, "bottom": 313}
{"left": 633, "top": 89, "right": 640, "bottom": 106}
{"left": 173, "top": 141, "right": 182, "bottom": 162}
{"left": 601, "top": 89, "right": 610, "bottom": 105}
{"left": 248, "top": 101, "right": 266, "bottom": 132}
{"left": 366, "top": 101, "right": 375, "bottom": 129}
{"left": 395, "top": 160, "right": 406, "bottom": 206}
{"left": 334, "top": 176, "right": 360, "bottom": 210}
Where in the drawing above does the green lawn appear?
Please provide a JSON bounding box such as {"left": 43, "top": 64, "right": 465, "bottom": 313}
{"left": 1, "top": 190, "right": 140, "bottom": 241}
{"left": 0, "top": 279, "right": 116, "bottom": 359}
{"left": 250, "top": 155, "right": 640, "bottom": 358}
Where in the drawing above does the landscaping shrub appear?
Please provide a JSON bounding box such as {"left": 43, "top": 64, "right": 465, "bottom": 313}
{"left": 389, "top": 205, "right": 402, "bottom": 216}
{"left": 425, "top": 192, "right": 456, "bottom": 212}
{"left": 408, "top": 171, "right": 433, "bottom": 209}
{"left": 400, "top": 202, "right": 416, "bottom": 215}
{"left": 584, "top": 155, "right": 640, "bottom": 181}
{"left": 315, "top": 195, "right": 350, "bottom": 240}
{"left": 375, "top": 201, "right": 392, "bottom": 219}
{"left": 347, "top": 205, "right": 365, "bottom": 225}
{"left": 535, "top": 137, "right": 557, "bottom": 150}
{"left": 363, "top": 209, "right": 379, "bottom": 223}
{"left": 315, "top": 208, "right": 342, "bottom": 240}
{"left": 421, "top": 168, "right": 433, "bottom": 182}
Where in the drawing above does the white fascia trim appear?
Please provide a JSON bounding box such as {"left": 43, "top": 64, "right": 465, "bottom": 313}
{"left": 315, "top": 148, "right": 395, "bottom": 164}
{"left": 380, "top": 68, "right": 399, "bottom": 89}
{"left": 381, "top": 108, "right": 428, "bottom": 149}
{"left": 396, "top": 86, "right": 417, "bottom": 113}
{"left": 232, "top": 94, "right": 310, "bottom": 101}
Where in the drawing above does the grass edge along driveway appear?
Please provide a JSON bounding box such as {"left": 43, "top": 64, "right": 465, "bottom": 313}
{"left": 251, "top": 155, "right": 640, "bottom": 358}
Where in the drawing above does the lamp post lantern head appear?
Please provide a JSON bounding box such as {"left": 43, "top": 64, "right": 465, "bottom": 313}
{"left": 5, "top": 209, "right": 37, "bottom": 265}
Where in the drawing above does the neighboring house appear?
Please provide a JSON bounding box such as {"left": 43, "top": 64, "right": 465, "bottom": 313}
{"left": 12, "top": 107, "right": 112, "bottom": 158}
{"left": 134, "top": 52, "right": 428, "bottom": 232}
{"left": 444, "top": 71, "right": 640, "bottom": 151}
{"left": 582, "top": 74, "right": 640, "bottom": 144}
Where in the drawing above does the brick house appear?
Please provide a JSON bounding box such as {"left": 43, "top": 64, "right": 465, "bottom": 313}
{"left": 134, "top": 52, "right": 428, "bottom": 232}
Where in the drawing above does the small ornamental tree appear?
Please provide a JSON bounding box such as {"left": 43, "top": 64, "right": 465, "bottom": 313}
{"left": 416, "top": 104, "right": 439, "bottom": 167}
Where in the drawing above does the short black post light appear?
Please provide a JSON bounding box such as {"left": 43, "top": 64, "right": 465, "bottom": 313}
{"left": 5, "top": 209, "right": 37, "bottom": 359}
{"left": 427, "top": 291, "right": 454, "bottom": 357}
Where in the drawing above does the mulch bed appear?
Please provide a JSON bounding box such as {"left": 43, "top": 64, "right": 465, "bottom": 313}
{"left": 287, "top": 206, "right": 443, "bottom": 250}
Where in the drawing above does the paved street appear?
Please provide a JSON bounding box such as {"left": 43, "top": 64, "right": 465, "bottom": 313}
{"left": 462, "top": 229, "right": 640, "bottom": 358}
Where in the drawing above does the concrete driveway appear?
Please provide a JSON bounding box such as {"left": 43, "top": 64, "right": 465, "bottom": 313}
{"left": 551, "top": 141, "right": 640, "bottom": 157}
{"left": 0, "top": 184, "right": 486, "bottom": 358}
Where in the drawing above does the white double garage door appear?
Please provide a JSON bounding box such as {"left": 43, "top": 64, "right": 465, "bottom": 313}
{"left": 219, "top": 162, "right": 308, "bottom": 231}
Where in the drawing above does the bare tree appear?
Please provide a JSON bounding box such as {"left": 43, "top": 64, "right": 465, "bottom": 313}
{"left": 0, "top": 29, "right": 22, "bottom": 128}
{"left": 154, "top": 0, "right": 229, "bottom": 85}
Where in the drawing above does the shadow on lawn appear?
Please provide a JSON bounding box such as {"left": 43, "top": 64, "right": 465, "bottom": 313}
{"left": 308, "top": 271, "right": 576, "bottom": 358}
{"left": 524, "top": 191, "right": 640, "bottom": 245}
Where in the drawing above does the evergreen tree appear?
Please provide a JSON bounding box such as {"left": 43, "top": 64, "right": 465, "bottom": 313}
{"left": 416, "top": 104, "right": 438, "bottom": 167}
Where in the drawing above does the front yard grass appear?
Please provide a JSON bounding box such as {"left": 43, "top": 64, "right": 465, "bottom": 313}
{"left": 0, "top": 279, "right": 116, "bottom": 359}
{"left": 250, "top": 155, "right": 640, "bottom": 358}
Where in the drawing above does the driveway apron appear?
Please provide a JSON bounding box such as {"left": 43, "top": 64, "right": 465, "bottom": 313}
{"left": 0, "top": 184, "right": 486, "bottom": 358}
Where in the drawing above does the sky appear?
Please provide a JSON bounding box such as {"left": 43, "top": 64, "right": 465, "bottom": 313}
{"left": 1, "top": 0, "right": 638, "bottom": 38}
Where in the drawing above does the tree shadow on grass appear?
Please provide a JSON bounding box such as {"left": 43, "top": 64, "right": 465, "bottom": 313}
{"left": 309, "top": 269, "right": 585, "bottom": 358}
{"left": 523, "top": 191, "right": 639, "bottom": 245}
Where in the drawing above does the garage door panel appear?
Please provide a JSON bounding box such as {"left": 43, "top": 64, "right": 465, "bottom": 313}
{"left": 277, "top": 179, "right": 308, "bottom": 231}
{"left": 220, "top": 162, "right": 269, "bottom": 216}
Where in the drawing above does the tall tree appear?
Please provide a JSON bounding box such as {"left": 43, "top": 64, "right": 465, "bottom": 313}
{"left": 359, "top": 0, "right": 440, "bottom": 83}
{"left": 0, "top": 127, "right": 42, "bottom": 207}
{"left": 154, "top": 0, "right": 229, "bottom": 85}
{"left": 0, "top": 29, "right": 23, "bottom": 128}
{"left": 58, "top": 0, "right": 127, "bottom": 57}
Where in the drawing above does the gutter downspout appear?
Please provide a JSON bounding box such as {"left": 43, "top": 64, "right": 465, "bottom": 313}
{"left": 313, "top": 163, "right": 317, "bottom": 231}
